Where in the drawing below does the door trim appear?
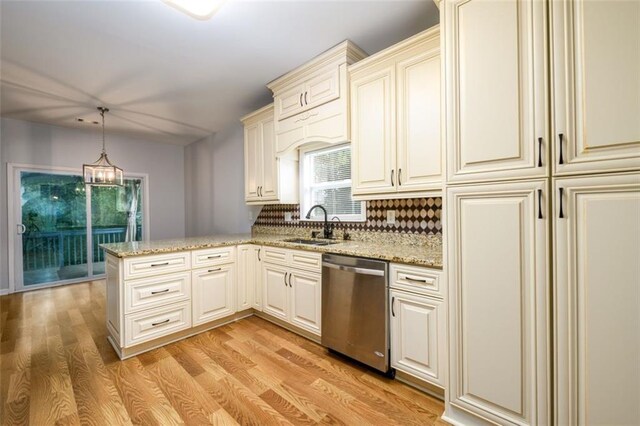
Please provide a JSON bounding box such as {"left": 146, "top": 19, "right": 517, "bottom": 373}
{"left": 6, "top": 163, "right": 150, "bottom": 294}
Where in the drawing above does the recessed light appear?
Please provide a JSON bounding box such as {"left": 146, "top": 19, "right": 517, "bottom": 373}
{"left": 163, "top": 0, "right": 227, "bottom": 20}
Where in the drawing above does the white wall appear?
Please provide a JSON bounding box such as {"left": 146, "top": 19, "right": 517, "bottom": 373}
{"left": 0, "top": 117, "right": 186, "bottom": 291}
{"left": 185, "top": 122, "right": 260, "bottom": 237}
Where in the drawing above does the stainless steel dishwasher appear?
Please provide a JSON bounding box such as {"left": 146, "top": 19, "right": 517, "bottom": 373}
{"left": 321, "top": 253, "right": 390, "bottom": 373}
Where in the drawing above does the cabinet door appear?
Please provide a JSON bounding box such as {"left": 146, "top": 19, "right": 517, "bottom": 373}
{"left": 260, "top": 118, "right": 279, "bottom": 200}
{"left": 554, "top": 173, "right": 640, "bottom": 426}
{"left": 396, "top": 44, "right": 442, "bottom": 192}
{"left": 446, "top": 180, "right": 550, "bottom": 425}
{"left": 289, "top": 270, "right": 321, "bottom": 336}
{"left": 305, "top": 67, "right": 340, "bottom": 110}
{"left": 551, "top": 0, "right": 640, "bottom": 175}
{"left": 444, "top": 0, "right": 548, "bottom": 183}
{"left": 253, "top": 247, "right": 263, "bottom": 311}
{"left": 192, "top": 265, "right": 235, "bottom": 326}
{"left": 236, "top": 245, "right": 255, "bottom": 312}
{"left": 351, "top": 65, "right": 396, "bottom": 196}
{"left": 244, "top": 123, "right": 262, "bottom": 201}
{"left": 276, "top": 83, "right": 306, "bottom": 121}
{"left": 390, "top": 290, "right": 444, "bottom": 387}
{"left": 262, "top": 263, "right": 288, "bottom": 321}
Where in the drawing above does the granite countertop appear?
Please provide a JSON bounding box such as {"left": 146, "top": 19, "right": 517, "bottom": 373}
{"left": 101, "top": 233, "right": 443, "bottom": 269}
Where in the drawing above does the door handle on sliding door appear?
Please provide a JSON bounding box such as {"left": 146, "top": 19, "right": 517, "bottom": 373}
{"left": 17, "top": 224, "right": 26, "bottom": 234}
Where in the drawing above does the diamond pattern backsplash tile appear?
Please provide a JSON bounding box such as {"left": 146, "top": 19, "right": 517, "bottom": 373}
{"left": 253, "top": 198, "right": 442, "bottom": 235}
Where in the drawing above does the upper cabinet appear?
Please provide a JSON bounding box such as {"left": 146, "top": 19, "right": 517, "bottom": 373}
{"left": 267, "top": 41, "right": 368, "bottom": 156}
{"left": 241, "top": 104, "right": 298, "bottom": 205}
{"left": 443, "top": 0, "right": 548, "bottom": 184}
{"left": 350, "top": 27, "right": 442, "bottom": 199}
{"left": 551, "top": 0, "right": 640, "bottom": 175}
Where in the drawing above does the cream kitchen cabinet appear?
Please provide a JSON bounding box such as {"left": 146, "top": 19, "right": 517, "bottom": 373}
{"left": 351, "top": 27, "right": 442, "bottom": 199}
{"left": 553, "top": 172, "right": 640, "bottom": 426}
{"left": 551, "top": 0, "right": 640, "bottom": 175}
{"left": 192, "top": 263, "right": 236, "bottom": 326}
{"left": 261, "top": 247, "right": 322, "bottom": 336}
{"left": 237, "top": 244, "right": 262, "bottom": 312}
{"left": 262, "top": 262, "right": 289, "bottom": 322}
{"left": 267, "top": 41, "right": 367, "bottom": 156}
{"left": 390, "top": 290, "right": 445, "bottom": 388}
{"left": 242, "top": 104, "right": 298, "bottom": 205}
{"left": 443, "top": 0, "right": 548, "bottom": 184}
{"left": 445, "top": 179, "right": 550, "bottom": 425}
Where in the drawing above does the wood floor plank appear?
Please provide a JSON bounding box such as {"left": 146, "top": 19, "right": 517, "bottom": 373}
{"left": 0, "top": 280, "right": 446, "bottom": 425}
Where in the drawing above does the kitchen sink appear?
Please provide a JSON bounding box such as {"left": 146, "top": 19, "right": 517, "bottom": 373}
{"left": 283, "top": 238, "right": 339, "bottom": 246}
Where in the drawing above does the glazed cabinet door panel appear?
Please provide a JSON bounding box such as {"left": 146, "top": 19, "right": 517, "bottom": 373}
{"left": 551, "top": 0, "right": 640, "bottom": 175}
{"left": 236, "top": 245, "right": 256, "bottom": 312}
{"left": 260, "top": 118, "right": 278, "bottom": 200}
{"left": 447, "top": 180, "right": 549, "bottom": 425}
{"left": 192, "top": 265, "right": 236, "bottom": 326}
{"left": 396, "top": 46, "right": 442, "bottom": 192}
{"left": 277, "top": 83, "right": 307, "bottom": 121}
{"left": 305, "top": 67, "right": 340, "bottom": 110}
{"left": 351, "top": 65, "right": 396, "bottom": 195}
{"left": 390, "top": 290, "right": 445, "bottom": 386}
{"left": 262, "top": 263, "right": 288, "bottom": 321}
{"left": 244, "top": 123, "right": 262, "bottom": 201}
{"left": 289, "top": 270, "right": 321, "bottom": 336}
{"left": 554, "top": 173, "right": 640, "bottom": 426}
{"left": 444, "top": 0, "right": 548, "bottom": 183}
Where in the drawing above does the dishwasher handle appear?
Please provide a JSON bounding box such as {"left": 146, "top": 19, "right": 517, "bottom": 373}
{"left": 322, "top": 261, "right": 385, "bottom": 277}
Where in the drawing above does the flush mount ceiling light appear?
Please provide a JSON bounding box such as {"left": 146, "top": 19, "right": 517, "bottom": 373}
{"left": 83, "top": 107, "right": 124, "bottom": 187}
{"left": 163, "top": 0, "right": 227, "bottom": 20}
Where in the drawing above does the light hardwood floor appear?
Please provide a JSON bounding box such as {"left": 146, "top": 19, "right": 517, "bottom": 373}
{"left": 1, "top": 280, "right": 446, "bottom": 425}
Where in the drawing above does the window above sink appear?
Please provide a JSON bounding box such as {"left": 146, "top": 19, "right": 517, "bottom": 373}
{"left": 299, "top": 144, "right": 366, "bottom": 223}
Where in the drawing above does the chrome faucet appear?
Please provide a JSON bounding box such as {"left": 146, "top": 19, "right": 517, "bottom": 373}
{"left": 305, "top": 204, "right": 333, "bottom": 239}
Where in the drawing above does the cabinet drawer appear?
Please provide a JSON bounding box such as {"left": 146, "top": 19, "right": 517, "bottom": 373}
{"left": 262, "top": 247, "right": 288, "bottom": 265}
{"left": 390, "top": 264, "right": 443, "bottom": 298}
{"left": 124, "top": 301, "right": 191, "bottom": 347}
{"left": 124, "top": 271, "right": 191, "bottom": 314}
{"left": 290, "top": 250, "right": 322, "bottom": 273}
{"left": 192, "top": 246, "right": 236, "bottom": 268}
{"left": 124, "top": 252, "right": 191, "bottom": 280}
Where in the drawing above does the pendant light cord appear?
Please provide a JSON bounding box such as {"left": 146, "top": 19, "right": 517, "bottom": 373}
{"left": 97, "top": 106, "right": 109, "bottom": 154}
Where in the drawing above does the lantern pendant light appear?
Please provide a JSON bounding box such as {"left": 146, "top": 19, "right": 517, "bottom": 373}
{"left": 83, "top": 107, "right": 124, "bottom": 186}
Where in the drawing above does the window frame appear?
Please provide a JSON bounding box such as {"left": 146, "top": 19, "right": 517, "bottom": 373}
{"left": 299, "top": 143, "right": 366, "bottom": 223}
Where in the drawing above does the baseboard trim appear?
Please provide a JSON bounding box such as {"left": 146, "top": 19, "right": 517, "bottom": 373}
{"left": 395, "top": 370, "right": 444, "bottom": 400}
{"left": 253, "top": 310, "right": 322, "bottom": 344}
{"left": 0, "top": 289, "right": 9, "bottom": 296}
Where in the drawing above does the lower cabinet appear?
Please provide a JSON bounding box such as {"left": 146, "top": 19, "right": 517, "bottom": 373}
{"left": 554, "top": 172, "right": 640, "bottom": 426}
{"left": 191, "top": 264, "right": 236, "bottom": 326}
{"left": 262, "top": 248, "right": 322, "bottom": 336}
{"left": 446, "top": 180, "right": 550, "bottom": 425}
{"left": 262, "top": 263, "right": 289, "bottom": 321}
{"left": 237, "top": 245, "right": 262, "bottom": 311}
{"left": 289, "top": 269, "right": 322, "bottom": 335}
{"left": 390, "top": 289, "right": 445, "bottom": 387}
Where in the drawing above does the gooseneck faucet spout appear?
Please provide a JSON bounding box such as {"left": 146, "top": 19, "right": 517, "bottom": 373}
{"left": 305, "top": 204, "right": 333, "bottom": 239}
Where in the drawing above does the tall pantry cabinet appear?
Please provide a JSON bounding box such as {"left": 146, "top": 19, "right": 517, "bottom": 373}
{"left": 441, "top": 0, "right": 640, "bottom": 425}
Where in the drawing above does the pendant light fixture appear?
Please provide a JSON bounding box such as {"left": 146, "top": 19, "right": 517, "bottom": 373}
{"left": 83, "top": 107, "right": 124, "bottom": 186}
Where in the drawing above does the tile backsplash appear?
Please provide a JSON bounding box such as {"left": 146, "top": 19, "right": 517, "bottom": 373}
{"left": 253, "top": 197, "right": 442, "bottom": 236}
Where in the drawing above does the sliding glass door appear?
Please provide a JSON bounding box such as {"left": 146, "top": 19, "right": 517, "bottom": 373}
{"left": 11, "top": 166, "right": 145, "bottom": 291}
{"left": 91, "top": 179, "right": 143, "bottom": 275}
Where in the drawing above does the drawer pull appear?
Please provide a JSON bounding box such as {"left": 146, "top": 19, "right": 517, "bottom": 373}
{"left": 151, "top": 289, "right": 170, "bottom": 295}
{"left": 150, "top": 262, "right": 170, "bottom": 267}
{"left": 208, "top": 268, "right": 222, "bottom": 273}
{"left": 207, "top": 255, "right": 222, "bottom": 259}
{"left": 151, "top": 319, "right": 170, "bottom": 327}
{"left": 405, "top": 276, "right": 427, "bottom": 283}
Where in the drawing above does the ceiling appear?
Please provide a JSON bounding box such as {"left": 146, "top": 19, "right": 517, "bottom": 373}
{"left": 0, "top": 0, "right": 439, "bottom": 145}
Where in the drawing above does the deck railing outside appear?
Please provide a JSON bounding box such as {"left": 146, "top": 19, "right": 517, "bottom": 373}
{"left": 22, "top": 227, "right": 141, "bottom": 271}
